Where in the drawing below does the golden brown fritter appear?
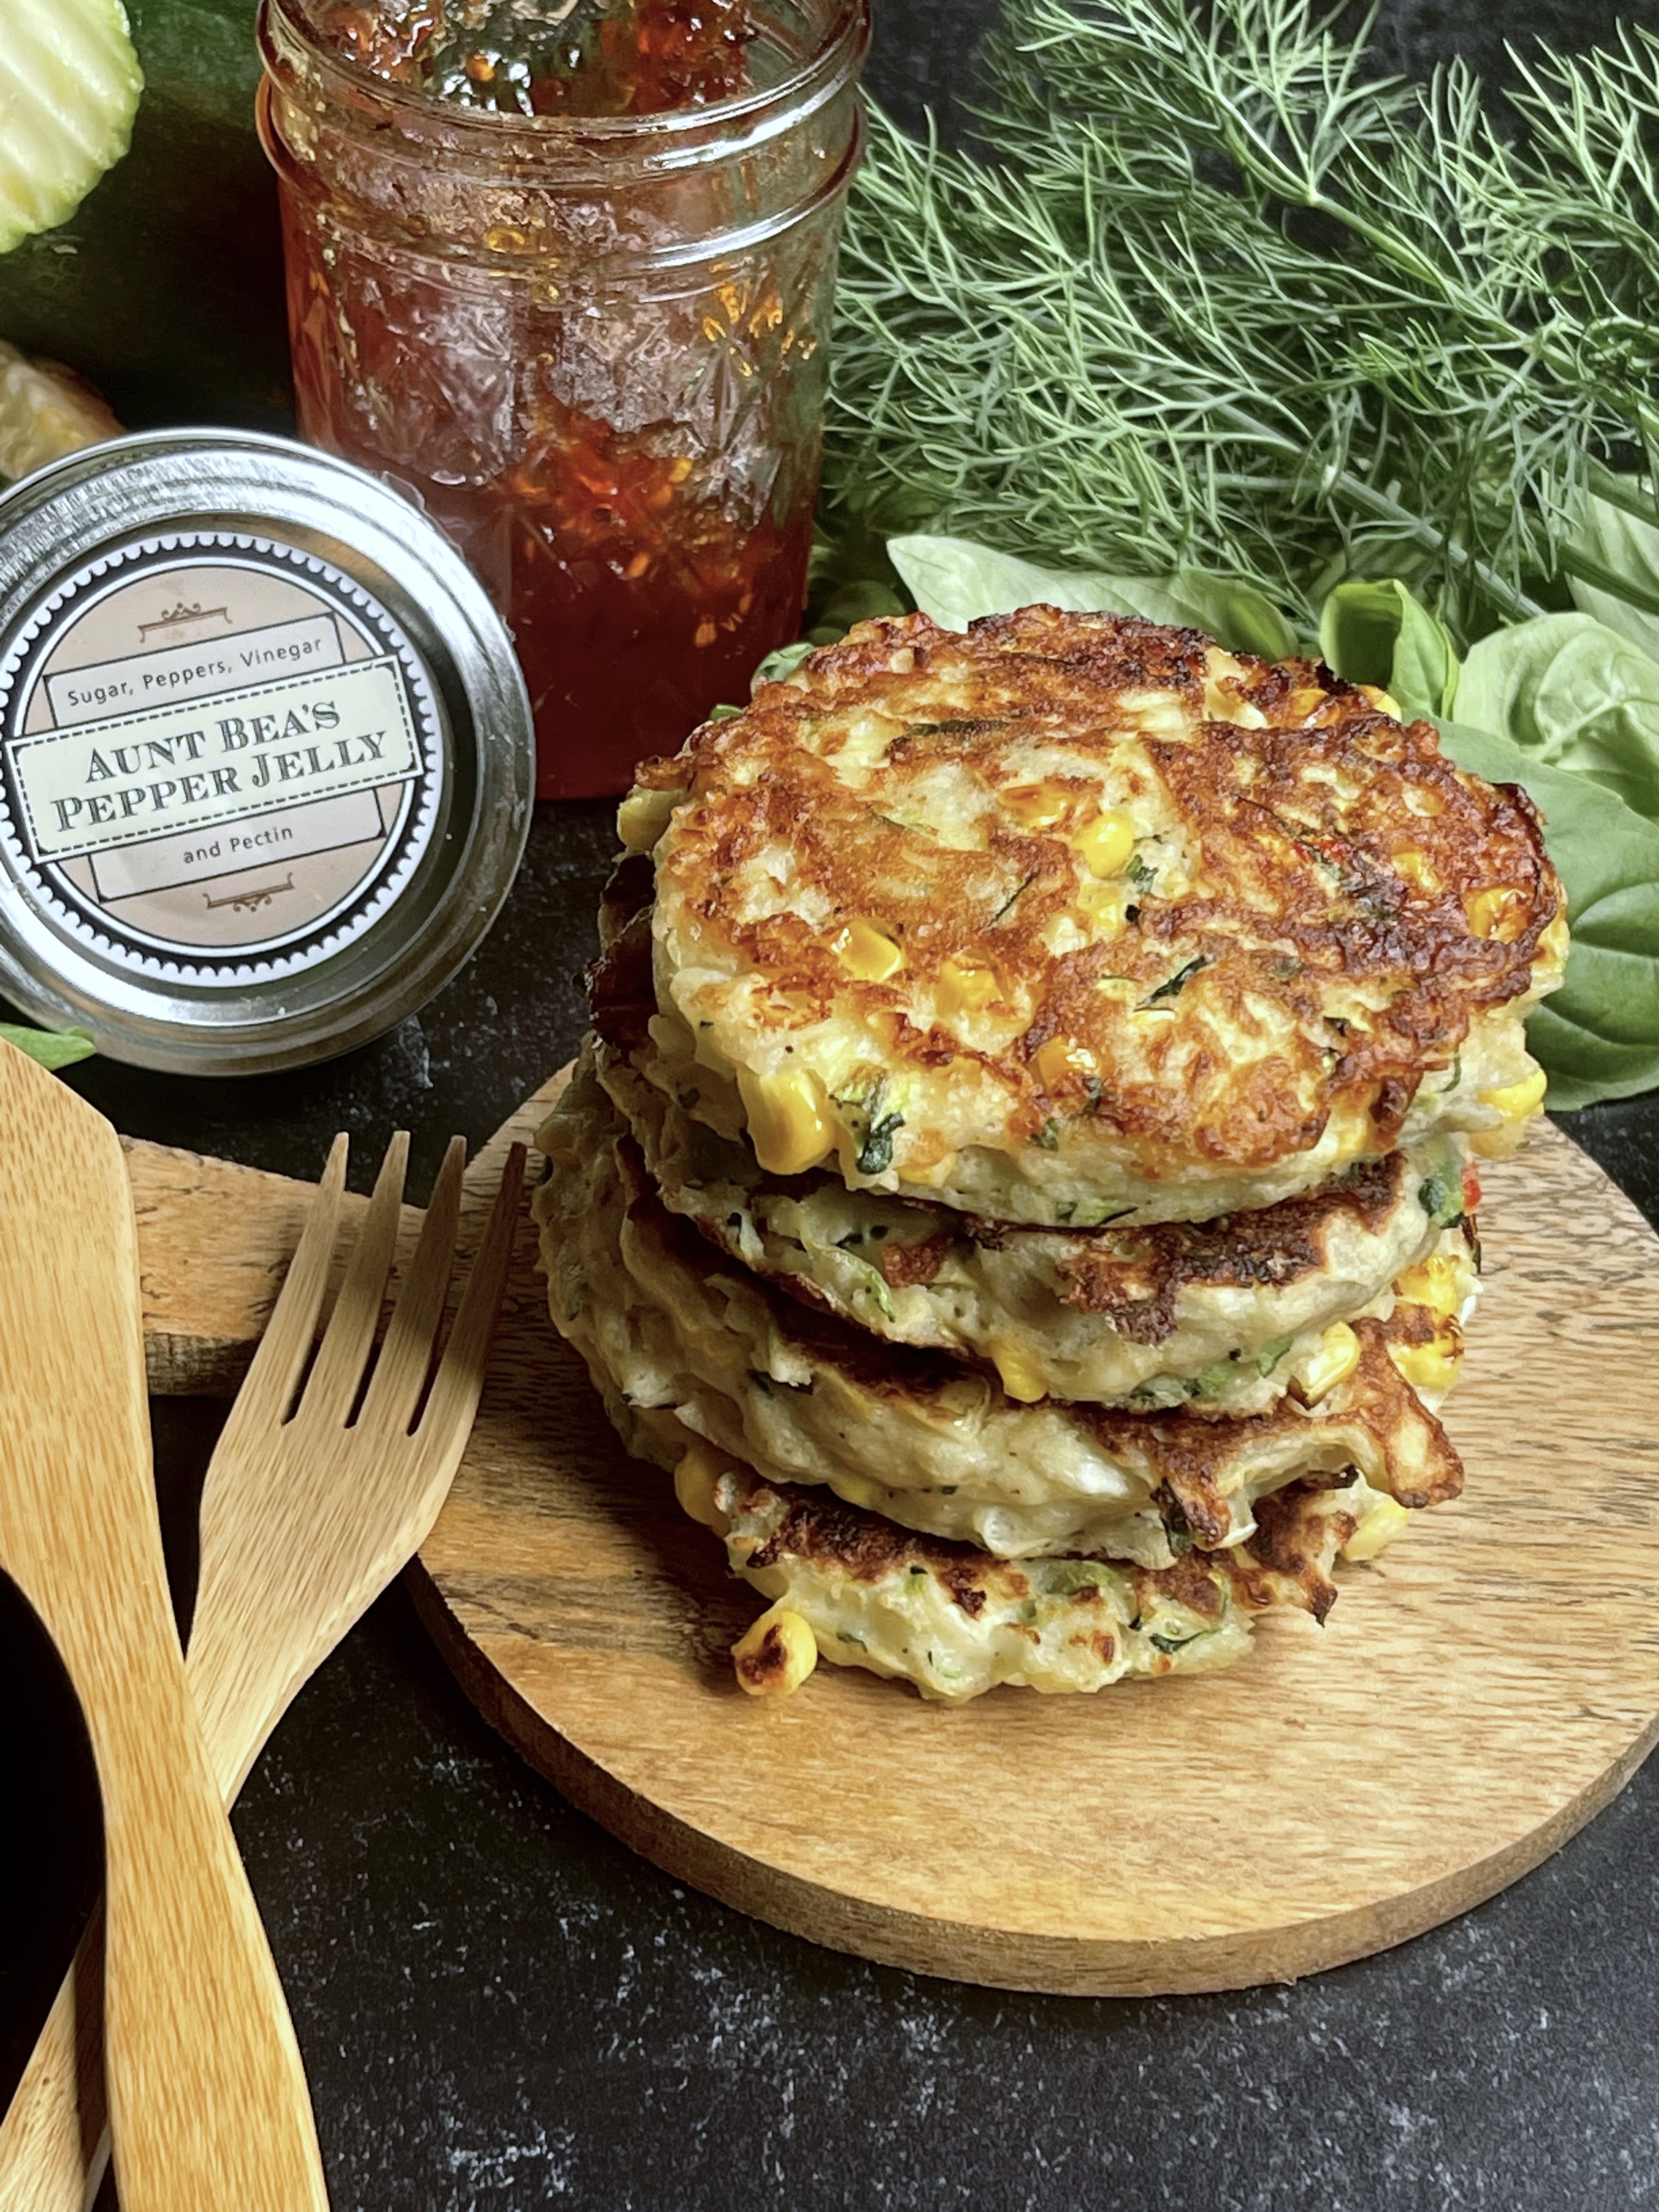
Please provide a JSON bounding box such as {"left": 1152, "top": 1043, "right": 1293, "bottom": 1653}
{"left": 713, "top": 1465, "right": 1383, "bottom": 1699}
{"left": 628, "top": 607, "right": 1565, "bottom": 1223}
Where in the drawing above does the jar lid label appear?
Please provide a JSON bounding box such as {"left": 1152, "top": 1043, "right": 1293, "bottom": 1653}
{"left": 0, "top": 529, "right": 445, "bottom": 979}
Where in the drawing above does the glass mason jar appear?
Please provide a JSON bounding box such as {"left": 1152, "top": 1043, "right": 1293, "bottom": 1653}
{"left": 256, "top": 0, "right": 868, "bottom": 799}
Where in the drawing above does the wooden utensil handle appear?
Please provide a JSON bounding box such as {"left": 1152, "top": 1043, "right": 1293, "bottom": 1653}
{"left": 86, "top": 1589, "right": 331, "bottom": 2212}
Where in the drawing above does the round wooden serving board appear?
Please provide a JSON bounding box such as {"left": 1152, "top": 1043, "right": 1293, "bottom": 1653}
{"left": 410, "top": 1077, "right": 1659, "bottom": 1996}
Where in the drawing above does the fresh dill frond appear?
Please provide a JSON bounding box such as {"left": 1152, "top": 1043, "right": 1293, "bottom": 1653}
{"left": 822, "top": 0, "right": 1659, "bottom": 645}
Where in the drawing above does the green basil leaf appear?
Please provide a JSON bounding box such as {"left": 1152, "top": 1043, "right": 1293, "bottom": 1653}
{"left": 1455, "top": 613, "right": 1659, "bottom": 828}
{"left": 1434, "top": 718, "right": 1659, "bottom": 1109}
{"left": 1163, "top": 567, "right": 1300, "bottom": 660}
{"left": 1318, "top": 577, "right": 1459, "bottom": 721}
{"left": 0, "top": 1023, "right": 95, "bottom": 1071}
{"left": 887, "top": 534, "right": 1296, "bottom": 658}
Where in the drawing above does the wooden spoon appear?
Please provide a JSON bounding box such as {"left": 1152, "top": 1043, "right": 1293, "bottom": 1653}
{"left": 0, "top": 1041, "right": 330, "bottom": 2212}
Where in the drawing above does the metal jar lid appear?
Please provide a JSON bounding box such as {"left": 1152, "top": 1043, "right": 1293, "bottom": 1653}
{"left": 0, "top": 428, "right": 533, "bottom": 1075}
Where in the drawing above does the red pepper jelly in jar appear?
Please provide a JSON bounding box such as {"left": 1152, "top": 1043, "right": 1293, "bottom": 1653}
{"left": 257, "top": 0, "right": 869, "bottom": 797}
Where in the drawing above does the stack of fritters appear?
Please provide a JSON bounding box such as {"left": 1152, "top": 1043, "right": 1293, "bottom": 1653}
{"left": 535, "top": 608, "right": 1567, "bottom": 1701}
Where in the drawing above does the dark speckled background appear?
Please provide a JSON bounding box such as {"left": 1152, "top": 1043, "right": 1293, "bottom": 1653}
{"left": 4, "top": 4, "right": 1659, "bottom": 2208}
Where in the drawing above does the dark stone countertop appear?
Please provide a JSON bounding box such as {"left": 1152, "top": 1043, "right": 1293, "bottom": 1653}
{"left": 4, "top": 2, "right": 1659, "bottom": 2206}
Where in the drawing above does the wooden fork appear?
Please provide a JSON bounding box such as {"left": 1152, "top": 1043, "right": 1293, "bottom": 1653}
{"left": 0, "top": 1124, "right": 526, "bottom": 2212}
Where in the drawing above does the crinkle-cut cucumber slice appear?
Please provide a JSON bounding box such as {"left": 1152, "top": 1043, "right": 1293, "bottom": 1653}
{"left": 0, "top": 0, "right": 144, "bottom": 256}
{"left": 0, "top": 339, "right": 122, "bottom": 480}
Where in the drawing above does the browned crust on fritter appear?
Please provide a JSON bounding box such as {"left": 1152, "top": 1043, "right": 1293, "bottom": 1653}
{"left": 608, "top": 1133, "right": 1464, "bottom": 1518}
{"left": 1384, "top": 1297, "right": 1456, "bottom": 1356}
{"left": 1340, "top": 1316, "right": 1465, "bottom": 1509}
{"left": 1136, "top": 1549, "right": 1229, "bottom": 1621}
{"left": 1080, "top": 1312, "right": 1463, "bottom": 1547}
{"left": 599, "top": 849, "right": 656, "bottom": 947}
{"left": 879, "top": 1229, "right": 954, "bottom": 1289}
{"left": 640, "top": 607, "right": 1562, "bottom": 1166}
{"left": 731, "top": 1474, "right": 1361, "bottom": 1628}
{"left": 589, "top": 877, "right": 656, "bottom": 1057}
{"left": 1051, "top": 1152, "right": 1410, "bottom": 1342}
{"left": 744, "top": 1482, "right": 1011, "bottom": 1616}
{"left": 609, "top": 1131, "right": 992, "bottom": 1395}
{"left": 1217, "top": 1480, "right": 1360, "bottom": 1624}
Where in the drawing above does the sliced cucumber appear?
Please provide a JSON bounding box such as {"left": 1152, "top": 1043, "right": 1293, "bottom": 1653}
{"left": 0, "top": 0, "right": 143, "bottom": 256}
{"left": 0, "top": 338, "right": 121, "bottom": 479}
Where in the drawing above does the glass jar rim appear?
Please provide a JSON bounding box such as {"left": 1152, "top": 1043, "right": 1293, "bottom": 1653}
{"left": 258, "top": 0, "right": 869, "bottom": 171}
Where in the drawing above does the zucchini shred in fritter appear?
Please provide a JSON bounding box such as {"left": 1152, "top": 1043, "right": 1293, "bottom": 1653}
{"left": 627, "top": 607, "right": 1564, "bottom": 1225}
{"left": 592, "top": 1026, "right": 1470, "bottom": 1415}
{"left": 535, "top": 1054, "right": 1468, "bottom": 1572}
